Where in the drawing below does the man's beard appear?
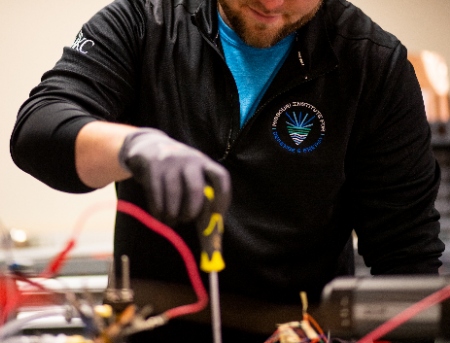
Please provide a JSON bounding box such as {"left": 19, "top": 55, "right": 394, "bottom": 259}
{"left": 218, "top": 0, "right": 323, "bottom": 48}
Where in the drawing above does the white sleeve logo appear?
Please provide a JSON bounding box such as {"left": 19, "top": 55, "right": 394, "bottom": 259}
{"left": 71, "top": 30, "right": 95, "bottom": 54}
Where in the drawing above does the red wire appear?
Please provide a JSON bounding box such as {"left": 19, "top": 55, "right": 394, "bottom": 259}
{"left": 0, "top": 274, "right": 65, "bottom": 325}
{"left": 39, "top": 202, "right": 110, "bottom": 278}
{"left": 39, "top": 239, "right": 76, "bottom": 278}
{"left": 4, "top": 200, "right": 208, "bottom": 325}
{"left": 1, "top": 272, "right": 67, "bottom": 325}
{"left": 356, "top": 284, "right": 450, "bottom": 343}
{"left": 116, "top": 200, "right": 209, "bottom": 319}
{"left": 0, "top": 276, "right": 20, "bottom": 325}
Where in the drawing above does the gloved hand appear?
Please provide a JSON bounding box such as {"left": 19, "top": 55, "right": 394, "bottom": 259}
{"left": 118, "top": 128, "right": 231, "bottom": 224}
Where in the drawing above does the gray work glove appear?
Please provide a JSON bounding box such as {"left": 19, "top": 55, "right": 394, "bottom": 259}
{"left": 118, "top": 128, "right": 231, "bottom": 224}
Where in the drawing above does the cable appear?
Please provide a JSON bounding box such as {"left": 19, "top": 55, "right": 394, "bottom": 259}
{"left": 356, "top": 283, "right": 450, "bottom": 343}
{"left": 40, "top": 199, "right": 209, "bottom": 318}
{"left": 39, "top": 202, "right": 110, "bottom": 279}
{"left": 0, "top": 276, "right": 20, "bottom": 326}
{"left": 116, "top": 200, "right": 209, "bottom": 318}
{"left": 0, "top": 200, "right": 208, "bottom": 338}
{"left": 0, "top": 308, "right": 67, "bottom": 340}
{"left": 0, "top": 272, "right": 66, "bottom": 325}
{"left": 0, "top": 201, "right": 107, "bottom": 323}
{"left": 0, "top": 226, "right": 18, "bottom": 326}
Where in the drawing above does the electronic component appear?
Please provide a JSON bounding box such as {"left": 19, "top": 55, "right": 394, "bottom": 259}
{"left": 265, "top": 292, "right": 328, "bottom": 343}
{"left": 103, "top": 255, "right": 134, "bottom": 314}
{"left": 320, "top": 275, "right": 450, "bottom": 340}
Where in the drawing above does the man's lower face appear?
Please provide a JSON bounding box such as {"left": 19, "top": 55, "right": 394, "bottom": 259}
{"left": 217, "top": 0, "right": 323, "bottom": 48}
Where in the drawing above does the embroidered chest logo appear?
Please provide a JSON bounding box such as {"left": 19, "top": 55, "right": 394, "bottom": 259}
{"left": 272, "top": 102, "right": 325, "bottom": 154}
{"left": 71, "top": 30, "right": 95, "bottom": 54}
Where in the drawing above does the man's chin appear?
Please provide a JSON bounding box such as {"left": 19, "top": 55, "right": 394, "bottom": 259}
{"left": 243, "top": 37, "right": 280, "bottom": 48}
{"left": 239, "top": 29, "right": 287, "bottom": 48}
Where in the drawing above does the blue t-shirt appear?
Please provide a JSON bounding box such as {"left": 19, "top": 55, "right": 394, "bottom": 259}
{"left": 218, "top": 13, "right": 295, "bottom": 127}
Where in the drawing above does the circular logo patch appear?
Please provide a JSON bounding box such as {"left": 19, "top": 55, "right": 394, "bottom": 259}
{"left": 271, "top": 102, "right": 325, "bottom": 154}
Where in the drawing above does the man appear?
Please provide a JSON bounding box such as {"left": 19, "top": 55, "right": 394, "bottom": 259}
{"left": 10, "top": 0, "right": 444, "bottom": 342}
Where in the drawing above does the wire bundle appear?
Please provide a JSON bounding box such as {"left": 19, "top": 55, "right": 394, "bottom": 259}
{"left": 0, "top": 200, "right": 209, "bottom": 341}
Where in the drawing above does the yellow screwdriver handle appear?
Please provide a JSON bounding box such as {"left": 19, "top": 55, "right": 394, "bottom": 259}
{"left": 197, "top": 186, "right": 225, "bottom": 273}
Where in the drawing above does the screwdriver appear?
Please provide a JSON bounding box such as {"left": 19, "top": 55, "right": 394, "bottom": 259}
{"left": 196, "top": 185, "right": 225, "bottom": 343}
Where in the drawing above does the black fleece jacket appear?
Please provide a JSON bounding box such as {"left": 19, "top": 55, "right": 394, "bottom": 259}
{"left": 11, "top": 0, "right": 444, "bottom": 306}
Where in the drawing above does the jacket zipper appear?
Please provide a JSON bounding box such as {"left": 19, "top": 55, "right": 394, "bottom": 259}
{"left": 195, "top": 24, "right": 240, "bottom": 162}
{"left": 220, "top": 41, "right": 322, "bottom": 160}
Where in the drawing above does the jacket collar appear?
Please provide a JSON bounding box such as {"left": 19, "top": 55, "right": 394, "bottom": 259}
{"left": 192, "top": 0, "right": 219, "bottom": 42}
{"left": 192, "top": 0, "right": 338, "bottom": 75}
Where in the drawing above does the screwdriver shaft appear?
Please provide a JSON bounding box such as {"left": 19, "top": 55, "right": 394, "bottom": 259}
{"left": 209, "top": 271, "right": 222, "bottom": 343}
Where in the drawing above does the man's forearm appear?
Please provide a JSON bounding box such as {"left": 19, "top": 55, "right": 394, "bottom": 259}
{"left": 75, "top": 121, "right": 137, "bottom": 188}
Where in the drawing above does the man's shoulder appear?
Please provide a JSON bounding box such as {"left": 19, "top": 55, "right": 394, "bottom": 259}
{"left": 114, "top": 0, "right": 203, "bottom": 11}
{"left": 323, "top": 0, "right": 400, "bottom": 50}
{"left": 104, "top": 0, "right": 205, "bottom": 28}
{"left": 127, "top": 0, "right": 203, "bottom": 12}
